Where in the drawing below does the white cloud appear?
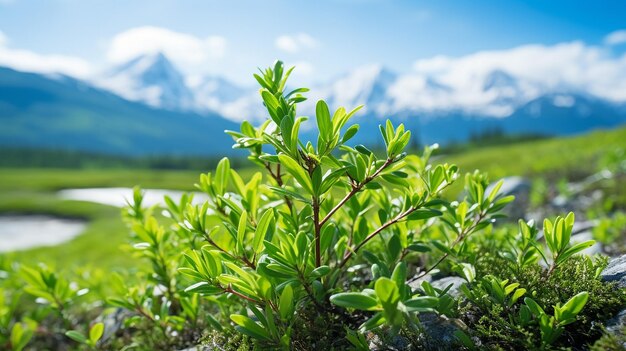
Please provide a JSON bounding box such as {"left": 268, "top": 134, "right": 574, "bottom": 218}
{"left": 275, "top": 33, "right": 318, "bottom": 53}
{"left": 289, "top": 61, "right": 314, "bottom": 80}
{"left": 385, "top": 41, "right": 626, "bottom": 117}
{"left": 106, "top": 26, "right": 226, "bottom": 68}
{"left": 605, "top": 29, "right": 626, "bottom": 45}
{"left": 0, "top": 31, "right": 93, "bottom": 78}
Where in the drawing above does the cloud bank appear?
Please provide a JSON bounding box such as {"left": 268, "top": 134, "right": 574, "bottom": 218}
{"left": 0, "top": 30, "right": 93, "bottom": 78}
{"left": 106, "top": 26, "right": 227, "bottom": 70}
{"left": 385, "top": 41, "right": 626, "bottom": 117}
{"left": 275, "top": 33, "right": 318, "bottom": 53}
{"left": 605, "top": 29, "right": 626, "bottom": 45}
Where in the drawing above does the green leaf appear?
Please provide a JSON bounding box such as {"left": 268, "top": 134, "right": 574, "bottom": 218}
{"left": 510, "top": 288, "right": 527, "bottom": 306}
{"left": 342, "top": 125, "right": 360, "bottom": 144}
{"left": 237, "top": 211, "right": 248, "bottom": 249}
{"left": 407, "top": 208, "right": 443, "bottom": 221}
{"left": 268, "top": 186, "right": 309, "bottom": 203}
{"left": 215, "top": 157, "right": 230, "bottom": 195}
{"left": 390, "top": 262, "right": 407, "bottom": 288}
{"left": 330, "top": 293, "right": 379, "bottom": 311}
{"left": 261, "top": 90, "right": 281, "bottom": 124}
{"left": 89, "top": 322, "right": 104, "bottom": 344}
{"left": 355, "top": 145, "right": 373, "bottom": 156}
{"left": 311, "top": 265, "right": 331, "bottom": 277}
{"left": 557, "top": 240, "right": 596, "bottom": 265}
{"left": 360, "top": 312, "right": 385, "bottom": 332}
{"left": 279, "top": 285, "right": 294, "bottom": 320}
{"left": 375, "top": 277, "right": 400, "bottom": 305}
{"left": 524, "top": 297, "right": 545, "bottom": 317}
{"left": 253, "top": 209, "right": 273, "bottom": 253}
{"left": 278, "top": 154, "right": 314, "bottom": 195}
{"left": 184, "top": 282, "right": 222, "bottom": 295}
{"left": 403, "top": 296, "right": 439, "bottom": 312}
{"left": 230, "top": 314, "right": 271, "bottom": 340}
{"left": 431, "top": 240, "right": 454, "bottom": 255}
{"left": 11, "top": 323, "right": 34, "bottom": 351}
{"left": 558, "top": 292, "right": 589, "bottom": 322}
{"left": 65, "top": 330, "right": 87, "bottom": 344}
{"left": 316, "top": 100, "right": 332, "bottom": 142}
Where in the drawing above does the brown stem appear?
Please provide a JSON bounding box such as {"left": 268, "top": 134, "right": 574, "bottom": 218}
{"left": 264, "top": 162, "right": 293, "bottom": 212}
{"left": 411, "top": 211, "right": 488, "bottom": 281}
{"left": 313, "top": 196, "right": 322, "bottom": 267}
{"left": 319, "top": 158, "right": 394, "bottom": 227}
{"left": 135, "top": 305, "right": 157, "bottom": 323}
{"left": 296, "top": 266, "right": 326, "bottom": 311}
{"left": 338, "top": 207, "right": 415, "bottom": 269}
{"left": 224, "top": 286, "right": 263, "bottom": 305}
{"left": 206, "top": 237, "right": 256, "bottom": 269}
{"left": 241, "top": 256, "right": 257, "bottom": 270}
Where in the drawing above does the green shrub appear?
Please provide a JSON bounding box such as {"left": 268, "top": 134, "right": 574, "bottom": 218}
{"left": 0, "top": 61, "right": 623, "bottom": 351}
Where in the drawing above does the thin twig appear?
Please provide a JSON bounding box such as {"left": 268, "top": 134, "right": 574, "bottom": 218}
{"left": 410, "top": 211, "right": 488, "bottom": 282}
{"left": 337, "top": 207, "right": 415, "bottom": 269}
{"left": 319, "top": 158, "right": 394, "bottom": 227}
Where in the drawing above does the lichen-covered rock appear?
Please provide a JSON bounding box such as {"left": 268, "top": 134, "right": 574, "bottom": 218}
{"left": 602, "top": 254, "right": 626, "bottom": 288}
{"left": 367, "top": 332, "right": 412, "bottom": 351}
{"left": 417, "top": 313, "right": 464, "bottom": 350}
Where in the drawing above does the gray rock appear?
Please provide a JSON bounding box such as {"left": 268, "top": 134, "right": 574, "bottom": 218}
{"left": 367, "top": 332, "right": 412, "bottom": 350}
{"left": 486, "top": 176, "right": 531, "bottom": 221}
{"left": 601, "top": 254, "right": 626, "bottom": 288}
{"left": 605, "top": 308, "right": 626, "bottom": 335}
{"left": 430, "top": 276, "right": 467, "bottom": 298}
{"left": 570, "top": 231, "right": 603, "bottom": 256}
{"left": 601, "top": 308, "right": 626, "bottom": 348}
{"left": 407, "top": 273, "right": 433, "bottom": 292}
{"left": 98, "top": 308, "right": 133, "bottom": 343}
{"left": 418, "top": 313, "right": 463, "bottom": 350}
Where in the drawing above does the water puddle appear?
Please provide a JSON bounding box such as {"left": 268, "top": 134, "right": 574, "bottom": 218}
{"left": 57, "top": 188, "right": 209, "bottom": 208}
{"left": 0, "top": 215, "right": 87, "bottom": 252}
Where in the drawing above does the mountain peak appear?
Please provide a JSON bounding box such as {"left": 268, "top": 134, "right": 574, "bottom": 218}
{"left": 99, "top": 52, "right": 195, "bottom": 111}
{"left": 322, "top": 64, "right": 397, "bottom": 109}
{"left": 113, "top": 51, "right": 174, "bottom": 77}
{"left": 483, "top": 69, "right": 517, "bottom": 92}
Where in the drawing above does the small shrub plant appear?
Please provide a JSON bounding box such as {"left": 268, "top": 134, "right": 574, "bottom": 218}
{"left": 0, "top": 61, "right": 624, "bottom": 350}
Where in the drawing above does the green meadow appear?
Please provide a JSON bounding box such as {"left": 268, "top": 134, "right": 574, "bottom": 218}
{"left": 1, "top": 126, "right": 625, "bottom": 271}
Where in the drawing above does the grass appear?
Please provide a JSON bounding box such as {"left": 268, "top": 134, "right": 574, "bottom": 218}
{"left": 1, "top": 126, "right": 625, "bottom": 271}
{"left": 443, "top": 127, "right": 626, "bottom": 180}
{"left": 0, "top": 168, "right": 201, "bottom": 192}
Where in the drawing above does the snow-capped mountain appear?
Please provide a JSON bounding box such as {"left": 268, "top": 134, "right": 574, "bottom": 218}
{"left": 304, "top": 64, "right": 397, "bottom": 116}
{"left": 84, "top": 52, "right": 626, "bottom": 145}
{"left": 96, "top": 52, "right": 196, "bottom": 111}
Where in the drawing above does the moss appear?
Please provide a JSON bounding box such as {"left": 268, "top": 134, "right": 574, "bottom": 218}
{"left": 290, "top": 304, "right": 362, "bottom": 350}
{"left": 590, "top": 326, "right": 626, "bottom": 351}
{"left": 202, "top": 329, "right": 252, "bottom": 351}
{"left": 463, "top": 253, "right": 626, "bottom": 349}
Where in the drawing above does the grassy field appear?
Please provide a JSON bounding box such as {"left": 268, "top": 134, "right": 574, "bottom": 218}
{"left": 0, "top": 169, "right": 203, "bottom": 272}
{"left": 1, "top": 126, "right": 625, "bottom": 271}
{"left": 444, "top": 127, "right": 626, "bottom": 180}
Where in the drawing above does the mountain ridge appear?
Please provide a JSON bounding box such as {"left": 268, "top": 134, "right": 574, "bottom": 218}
{"left": 2, "top": 52, "right": 626, "bottom": 156}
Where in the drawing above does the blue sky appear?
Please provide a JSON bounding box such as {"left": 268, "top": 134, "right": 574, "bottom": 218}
{"left": 0, "top": 0, "right": 625, "bottom": 85}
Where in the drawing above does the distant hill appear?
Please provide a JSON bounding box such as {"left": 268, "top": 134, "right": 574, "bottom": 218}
{"left": 0, "top": 67, "right": 240, "bottom": 156}
{"left": 2, "top": 52, "right": 626, "bottom": 156}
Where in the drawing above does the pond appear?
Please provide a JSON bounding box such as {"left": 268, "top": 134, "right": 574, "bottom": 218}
{"left": 0, "top": 215, "right": 87, "bottom": 252}
{"left": 57, "top": 188, "right": 209, "bottom": 208}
